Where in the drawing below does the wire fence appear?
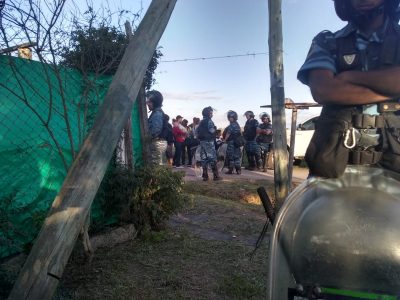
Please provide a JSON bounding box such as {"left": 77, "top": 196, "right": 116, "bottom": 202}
{"left": 0, "top": 55, "right": 142, "bottom": 258}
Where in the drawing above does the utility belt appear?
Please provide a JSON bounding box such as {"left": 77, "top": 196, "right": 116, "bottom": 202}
{"left": 342, "top": 101, "right": 400, "bottom": 165}
{"left": 343, "top": 114, "right": 384, "bottom": 165}
{"left": 306, "top": 101, "right": 400, "bottom": 178}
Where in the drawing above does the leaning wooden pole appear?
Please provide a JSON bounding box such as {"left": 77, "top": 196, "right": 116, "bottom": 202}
{"left": 8, "top": 1, "right": 177, "bottom": 299}
{"left": 268, "top": 0, "right": 289, "bottom": 209}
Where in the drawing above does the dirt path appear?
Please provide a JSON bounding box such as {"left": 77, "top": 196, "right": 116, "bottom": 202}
{"left": 54, "top": 193, "right": 270, "bottom": 300}
{"left": 2, "top": 167, "right": 301, "bottom": 299}
{"left": 55, "top": 169, "right": 306, "bottom": 299}
{"left": 183, "top": 165, "right": 308, "bottom": 183}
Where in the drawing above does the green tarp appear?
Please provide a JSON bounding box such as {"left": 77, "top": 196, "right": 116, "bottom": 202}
{"left": 0, "top": 55, "right": 142, "bottom": 258}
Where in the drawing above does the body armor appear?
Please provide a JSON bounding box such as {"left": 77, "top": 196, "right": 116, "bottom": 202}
{"left": 306, "top": 21, "right": 400, "bottom": 177}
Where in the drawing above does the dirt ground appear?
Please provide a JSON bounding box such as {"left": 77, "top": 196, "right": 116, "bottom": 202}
{"left": 183, "top": 164, "right": 308, "bottom": 183}
{"left": 1, "top": 166, "right": 309, "bottom": 300}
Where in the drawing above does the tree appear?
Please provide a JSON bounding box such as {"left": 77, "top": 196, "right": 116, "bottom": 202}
{"left": 60, "top": 7, "right": 163, "bottom": 90}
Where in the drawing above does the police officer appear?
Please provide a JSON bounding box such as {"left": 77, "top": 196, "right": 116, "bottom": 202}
{"left": 197, "top": 106, "right": 222, "bottom": 181}
{"left": 243, "top": 111, "right": 262, "bottom": 170}
{"left": 256, "top": 112, "right": 273, "bottom": 171}
{"left": 298, "top": 0, "right": 400, "bottom": 178}
{"left": 223, "top": 110, "right": 242, "bottom": 175}
{"left": 146, "top": 90, "right": 167, "bottom": 165}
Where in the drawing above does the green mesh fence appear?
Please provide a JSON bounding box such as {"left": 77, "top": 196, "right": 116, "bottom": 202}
{"left": 0, "top": 55, "right": 142, "bottom": 258}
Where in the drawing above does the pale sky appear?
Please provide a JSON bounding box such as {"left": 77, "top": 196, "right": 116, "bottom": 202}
{"left": 76, "top": 0, "right": 348, "bottom": 127}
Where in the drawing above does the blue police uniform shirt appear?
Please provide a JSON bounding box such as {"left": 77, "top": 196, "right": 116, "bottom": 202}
{"left": 227, "top": 122, "right": 241, "bottom": 136}
{"left": 206, "top": 118, "right": 216, "bottom": 134}
{"left": 297, "top": 20, "right": 390, "bottom": 115}
{"left": 148, "top": 108, "right": 164, "bottom": 139}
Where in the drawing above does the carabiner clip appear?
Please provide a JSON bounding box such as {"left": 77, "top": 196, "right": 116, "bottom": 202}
{"left": 343, "top": 128, "right": 357, "bottom": 149}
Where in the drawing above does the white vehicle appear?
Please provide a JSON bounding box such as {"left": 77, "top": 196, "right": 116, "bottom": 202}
{"left": 287, "top": 115, "right": 319, "bottom": 160}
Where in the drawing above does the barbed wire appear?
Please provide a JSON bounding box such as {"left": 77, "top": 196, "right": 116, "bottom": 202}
{"left": 160, "top": 52, "right": 269, "bottom": 63}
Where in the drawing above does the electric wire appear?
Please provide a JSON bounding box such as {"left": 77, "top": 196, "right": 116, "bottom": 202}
{"left": 160, "top": 52, "right": 268, "bottom": 63}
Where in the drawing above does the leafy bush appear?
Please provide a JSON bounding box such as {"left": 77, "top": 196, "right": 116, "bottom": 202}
{"left": 128, "top": 166, "right": 187, "bottom": 233}
{"left": 95, "top": 165, "right": 187, "bottom": 234}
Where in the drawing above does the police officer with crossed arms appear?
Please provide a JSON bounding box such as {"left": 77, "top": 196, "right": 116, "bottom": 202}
{"left": 298, "top": 0, "right": 400, "bottom": 178}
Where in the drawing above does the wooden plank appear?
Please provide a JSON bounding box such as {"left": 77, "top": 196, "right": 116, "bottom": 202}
{"left": 123, "top": 21, "right": 135, "bottom": 170}
{"left": 288, "top": 108, "right": 297, "bottom": 190}
{"left": 125, "top": 21, "right": 151, "bottom": 164}
{"left": 138, "top": 85, "right": 151, "bottom": 162}
{"left": 268, "top": 0, "right": 289, "bottom": 209}
{"left": 8, "top": 1, "right": 177, "bottom": 299}
{"left": 0, "top": 42, "right": 37, "bottom": 54}
{"left": 261, "top": 101, "right": 321, "bottom": 110}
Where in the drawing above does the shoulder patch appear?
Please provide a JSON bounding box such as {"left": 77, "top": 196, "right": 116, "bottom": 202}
{"left": 313, "top": 30, "right": 335, "bottom": 44}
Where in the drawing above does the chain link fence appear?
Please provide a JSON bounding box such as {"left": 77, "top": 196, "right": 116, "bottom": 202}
{"left": 0, "top": 55, "right": 143, "bottom": 258}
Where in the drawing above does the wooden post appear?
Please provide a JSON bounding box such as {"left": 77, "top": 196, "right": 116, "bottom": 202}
{"left": 288, "top": 107, "right": 297, "bottom": 190}
{"left": 8, "top": 1, "right": 177, "bottom": 299}
{"left": 268, "top": 0, "right": 289, "bottom": 209}
{"left": 125, "top": 21, "right": 151, "bottom": 164}
{"left": 123, "top": 21, "right": 135, "bottom": 170}
{"left": 138, "top": 84, "right": 152, "bottom": 162}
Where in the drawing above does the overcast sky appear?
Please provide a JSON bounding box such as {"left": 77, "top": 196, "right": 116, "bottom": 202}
{"left": 76, "top": 0, "right": 347, "bottom": 127}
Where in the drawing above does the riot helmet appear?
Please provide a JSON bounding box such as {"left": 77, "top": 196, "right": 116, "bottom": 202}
{"left": 227, "top": 110, "right": 238, "bottom": 121}
{"left": 259, "top": 112, "right": 271, "bottom": 120}
{"left": 244, "top": 110, "right": 255, "bottom": 118}
{"left": 202, "top": 106, "right": 214, "bottom": 117}
{"left": 333, "top": 0, "right": 400, "bottom": 22}
{"left": 146, "top": 90, "right": 163, "bottom": 108}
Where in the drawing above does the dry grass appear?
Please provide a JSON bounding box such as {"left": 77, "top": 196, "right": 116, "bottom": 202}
{"left": 183, "top": 179, "right": 275, "bottom": 206}
{"left": 1, "top": 178, "right": 274, "bottom": 300}
{"left": 53, "top": 180, "right": 273, "bottom": 299}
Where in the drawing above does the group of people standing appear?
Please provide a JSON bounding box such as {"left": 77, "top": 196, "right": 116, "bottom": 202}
{"left": 222, "top": 110, "right": 273, "bottom": 176}
{"left": 145, "top": 90, "right": 274, "bottom": 181}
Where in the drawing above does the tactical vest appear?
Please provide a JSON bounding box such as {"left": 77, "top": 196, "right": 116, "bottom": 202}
{"left": 306, "top": 22, "right": 400, "bottom": 178}
{"left": 256, "top": 123, "right": 273, "bottom": 144}
{"left": 226, "top": 122, "right": 241, "bottom": 142}
{"left": 243, "top": 119, "right": 258, "bottom": 141}
{"left": 197, "top": 118, "right": 216, "bottom": 141}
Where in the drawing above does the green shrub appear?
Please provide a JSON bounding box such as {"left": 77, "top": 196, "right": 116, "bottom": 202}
{"left": 128, "top": 166, "right": 187, "bottom": 234}
{"left": 96, "top": 165, "right": 187, "bottom": 234}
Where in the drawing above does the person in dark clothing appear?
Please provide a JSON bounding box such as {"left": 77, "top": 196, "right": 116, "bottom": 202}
{"left": 197, "top": 106, "right": 222, "bottom": 181}
{"left": 256, "top": 112, "right": 273, "bottom": 172}
{"left": 186, "top": 117, "right": 200, "bottom": 166}
{"left": 164, "top": 114, "right": 174, "bottom": 167}
{"left": 181, "top": 119, "right": 189, "bottom": 166}
{"left": 223, "top": 110, "right": 242, "bottom": 175}
{"left": 243, "top": 110, "right": 262, "bottom": 170}
{"left": 298, "top": 0, "right": 400, "bottom": 178}
{"left": 172, "top": 115, "right": 187, "bottom": 168}
{"left": 146, "top": 90, "right": 167, "bottom": 165}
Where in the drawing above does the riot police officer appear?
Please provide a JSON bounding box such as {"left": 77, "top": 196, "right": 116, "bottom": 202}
{"left": 256, "top": 112, "right": 273, "bottom": 171}
{"left": 243, "top": 111, "right": 262, "bottom": 170}
{"left": 197, "top": 106, "right": 222, "bottom": 181}
{"left": 298, "top": 0, "right": 400, "bottom": 178}
{"left": 146, "top": 90, "right": 167, "bottom": 165}
{"left": 223, "top": 110, "right": 243, "bottom": 175}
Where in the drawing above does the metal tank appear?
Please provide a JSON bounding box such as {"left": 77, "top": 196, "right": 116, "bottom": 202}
{"left": 267, "top": 166, "right": 400, "bottom": 299}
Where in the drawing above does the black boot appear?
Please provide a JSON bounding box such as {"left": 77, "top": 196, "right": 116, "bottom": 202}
{"left": 202, "top": 167, "right": 209, "bottom": 181}
{"left": 246, "top": 156, "right": 256, "bottom": 170}
{"left": 225, "top": 167, "right": 234, "bottom": 174}
{"left": 236, "top": 167, "right": 241, "bottom": 175}
{"left": 212, "top": 166, "right": 222, "bottom": 181}
{"left": 256, "top": 159, "right": 263, "bottom": 170}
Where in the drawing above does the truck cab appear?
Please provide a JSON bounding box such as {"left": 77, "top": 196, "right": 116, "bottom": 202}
{"left": 287, "top": 115, "right": 319, "bottom": 159}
